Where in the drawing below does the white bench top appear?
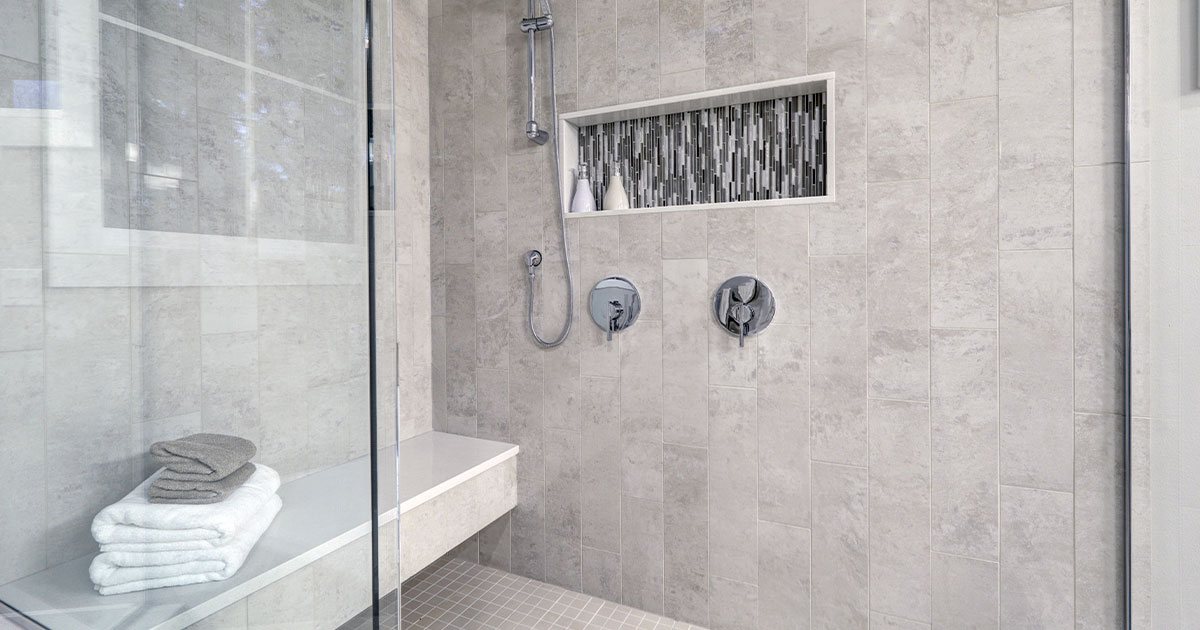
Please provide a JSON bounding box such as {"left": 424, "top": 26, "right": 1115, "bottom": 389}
{"left": 0, "top": 431, "right": 517, "bottom": 630}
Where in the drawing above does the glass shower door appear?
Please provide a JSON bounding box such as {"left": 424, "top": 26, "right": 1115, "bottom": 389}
{"left": 0, "top": 0, "right": 393, "bottom": 628}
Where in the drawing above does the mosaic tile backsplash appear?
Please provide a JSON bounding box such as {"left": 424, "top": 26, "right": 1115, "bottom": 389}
{"left": 576, "top": 92, "right": 827, "bottom": 210}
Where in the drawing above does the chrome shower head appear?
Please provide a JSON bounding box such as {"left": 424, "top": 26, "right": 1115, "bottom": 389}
{"left": 526, "top": 121, "right": 550, "bottom": 145}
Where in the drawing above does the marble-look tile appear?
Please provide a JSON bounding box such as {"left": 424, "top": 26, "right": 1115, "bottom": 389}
{"left": 312, "top": 535, "right": 373, "bottom": 630}
{"left": 545, "top": 428, "right": 582, "bottom": 540}
{"left": 577, "top": 0, "right": 618, "bottom": 109}
{"left": 757, "top": 324, "right": 810, "bottom": 528}
{"left": 201, "top": 331, "right": 260, "bottom": 444}
{"left": 661, "top": 211, "right": 707, "bottom": 259}
{"left": 998, "top": 6, "right": 1073, "bottom": 249}
{"left": 752, "top": 0, "right": 806, "bottom": 81}
{"left": 1074, "top": 0, "right": 1123, "bottom": 165}
{"left": 445, "top": 263, "right": 477, "bottom": 422}
{"left": 509, "top": 346, "right": 544, "bottom": 481}
{"left": 579, "top": 217, "right": 622, "bottom": 377}
{"left": 866, "top": 100, "right": 929, "bottom": 184}
{"left": 197, "top": 102, "right": 249, "bottom": 238}
{"left": 0, "top": 349, "right": 43, "bottom": 426}
{"left": 866, "top": 180, "right": 930, "bottom": 401}
{"left": 475, "top": 212, "right": 511, "bottom": 371}
{"left": 616, "top": 0, "right": 660, "bottom": 103}
{"left": 475, "top": 368, "right": 510, "bottom": 443}
{"left": 473, "top": 52, "right": 509, "bottom": 216}
{"left": 930, "top": 329, "right": 999, "bottom": 561}
{"left": 659, "top": 68, "right": 707, "bottom": 97}
{"left": 247, "top": 565, "right": 316, "bottom": 630}
{"left": 134, "top": 288, "right": 201, "bottom": 422}
{"left": 619, "top": 319, "right": 664, "bottom": 442}
{"left": 931, "top": 553, "right": 998, "bottom": 630}
{"left": 708, "top": 210, "right": 758, "bottom": 388}
{"left": 869, "top": 612, "right": 930, "bottom": 630}
{"left": 710, "top": 576, "right": 758, "bottom": 630}
{"left": 1075, "top": 413, "right": 1124, "bottom": 629}
{"left": 930, "top": 98, "right": 998, "bottom": 329}
{"left": 704, "top": 0, "right": 753, "bottom": 89}
{"left": 583, "top": 546, "right": 623, "bottom": 603}
{"left": 998, "top": 0, "right": 1067, "bottom": 12}
{"left": 251, "top": 76, "right": 306, "bottom": 240}
{"left": 808, "top": 0, "right": 865, "bottom": 48}
{"left": 709, "top": 386, "right": 759, "bottom": 585}
{"left": 478, "top": 514, "right": 512, "bottom": 571}
{"left": 660, "top": 0, "right": 704, "bottom": 75}
{"left": 758, "top": 521, "right": 810, "bottom": 629}
{"left": 662, "top": 258, "right": 709, "bottom": 446}
{"left": 664, "top": 444, "right": 710, "bottom": 626}
{"left": 999, "top": 250, "right": 1074, "bottom": 492}
{"left": 0, "top": 305, "right": 42, "bottom": 352}
{"left": 868, "top": 399, "right": 932, "bottom": 623}
{"left": 622, "top": 438, "right": 664, "bottom": 501}
{"left": 810, "top": 255, "right": 868, "bottom": 467}
{"left": 811, "top": 462, "right": 869, "bottom": 629}
{"left": 0, "top": 410, "right": 46, "bottom": 583}
{"left": 808, "top": 40, "right": 867, "bottom": 256}
{"left": 865, "top": 0, "right": 928, "bottom": 105}
{"left": 756, "top": 206, "right": 809, "bottom": 326}
{"left": 201, "top": 286, "right": 258, "bottom": 335}
{"left": 1074, "top": 164, "right": 1125, "bottom": 415}
{"left": 195, "top": 0, "right": 247, "bottom": 60}
{"left": 545, "top": 533, "right": 583, "bottom": 591}
{"left": 618, "top": 214, "right": 663, "bottom": 320}
{"left": 581, "top": 376, "right": 622, "bottom": 553}
{"left": 929, "top": 0, "right": 997, "bottom": 103}
{"left": 135, "top": 33, "right": 199, "bottom": 182}
{"left": 999, "top": 485, "right": 1075, "bottom": 629}
{"left": 621, "top": 495, "right": 666, "bottom": 614}
{"left": 511, "top": 470, "right": 547, "bottom": 581}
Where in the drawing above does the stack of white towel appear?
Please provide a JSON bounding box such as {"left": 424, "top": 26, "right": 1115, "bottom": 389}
{"left": 88, "top": 464, "right": 282, "bottom": 595}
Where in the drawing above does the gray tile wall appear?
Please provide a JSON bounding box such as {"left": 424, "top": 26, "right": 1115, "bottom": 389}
{"left": 427, "top": 0, "right": 1125, "bottom": 627}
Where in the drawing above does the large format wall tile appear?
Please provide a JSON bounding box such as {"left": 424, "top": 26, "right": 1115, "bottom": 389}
{"left": 930, "top": 329, "right": 999, "bottom": 561}
{"left": 999, "top": 250, "right": 1074, "bottom": 492}
{"left": 868, "top": 399, "right": 932, "bottom": 623}
{"left": 998, "top": 6, "right": 1073, "bottom": 249}
{"left": 866, "top": 180, "right": 930, "bottom": 401}
{"left": 426, "top": 0, "right": 1125, "bottom": 626}
{"left": 929, "top": 98, "right": 998, "bottom": 329}
{"left": 811, "top": 462, "right": 869, "bottom": 629}
{"left": 999, "top": 485, "right": 1075, "bottom": 628}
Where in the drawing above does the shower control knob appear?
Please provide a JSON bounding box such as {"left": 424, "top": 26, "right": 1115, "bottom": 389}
{"left": 713, "top": 275, "right": 775, "bottom": 348}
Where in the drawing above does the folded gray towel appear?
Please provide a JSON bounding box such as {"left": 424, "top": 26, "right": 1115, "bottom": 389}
{"left": 150, "top": 433, "right": 257, "bottom": 480}
{"left": 148, "top": 463, "right": 257, "bottom": 504}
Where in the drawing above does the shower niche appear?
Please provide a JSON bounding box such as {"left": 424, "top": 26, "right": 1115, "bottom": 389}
{"left": 558, "top": 72, "right": 835, "bottom": 219}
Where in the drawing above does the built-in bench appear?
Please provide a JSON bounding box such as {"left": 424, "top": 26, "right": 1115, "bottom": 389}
{"left": 0, "top": 431, "right": 518, "bottom": 630}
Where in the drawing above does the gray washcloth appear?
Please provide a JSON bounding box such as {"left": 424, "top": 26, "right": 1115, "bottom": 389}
{"left": 150, "top": 433, "right": 257, "bottom": 480}
{"left": 148, "top": 462, "right": 257, "bottom": 504}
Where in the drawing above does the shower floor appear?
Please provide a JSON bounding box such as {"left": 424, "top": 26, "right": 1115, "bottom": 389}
{"left": 339, "top": 557, "right": 708, "bottom": 630}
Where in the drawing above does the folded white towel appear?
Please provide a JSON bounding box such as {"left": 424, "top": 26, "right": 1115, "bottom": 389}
{"left": 92, "top": 465, "right": 280, "bottom": 549}
{"left": 90, "top": 494, "right": 282, "bottom": 595}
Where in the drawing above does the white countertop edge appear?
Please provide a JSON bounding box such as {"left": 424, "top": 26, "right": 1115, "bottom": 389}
{"left": 146, "top": 515, "right": 376, "bottom": 630}
{"left": 398, "top": 445, "right": 519, "bottom": 515}
{"left": 150, "top": 443, "right": 518, "bottom": 630}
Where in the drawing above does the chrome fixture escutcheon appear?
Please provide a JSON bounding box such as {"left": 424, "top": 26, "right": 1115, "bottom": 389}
{"left": 713, "top": 275, "right": 775, "bottom": 347}
{"left": 588, "top": 277, "right": 641, "bottom": 342}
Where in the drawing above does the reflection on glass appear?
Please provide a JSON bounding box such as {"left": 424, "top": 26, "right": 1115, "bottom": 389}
{"left": 0, "top": 0, "right": 391, "bottom": 628}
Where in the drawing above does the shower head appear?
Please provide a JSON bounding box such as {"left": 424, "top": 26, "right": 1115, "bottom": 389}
{"left": 526, "top": 120, "right": 550, "bottom": 145}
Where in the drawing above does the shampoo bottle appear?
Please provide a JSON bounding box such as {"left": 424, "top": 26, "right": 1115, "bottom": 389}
{"left": 570, "top": 163, "right": 597, "bottom": 213}
{"left": 602, "top": 168, "right": 630, "bottom": 211}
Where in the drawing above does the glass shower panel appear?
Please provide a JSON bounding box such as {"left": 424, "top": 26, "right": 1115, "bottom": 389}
{"left": 0, "top": 0, "right": 388, "bottom": 628}
{"left": 1134, "top": 0, "right": 1200, "bottom": 626}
